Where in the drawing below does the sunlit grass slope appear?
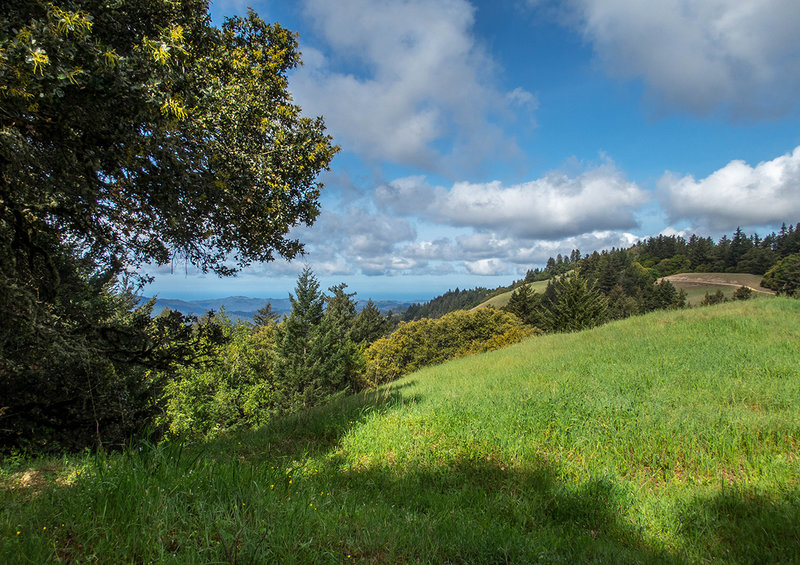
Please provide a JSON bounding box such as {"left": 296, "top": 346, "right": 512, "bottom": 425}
{"left": 3, "top": 299, "right": 799, "bottom": 563}
{"left": 474, "top": 279, "right": 550, "bottom": 310}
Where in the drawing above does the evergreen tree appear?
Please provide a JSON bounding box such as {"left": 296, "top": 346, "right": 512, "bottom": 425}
{"left": 503, "top": 284, "right": 542, "bottom": 327}
{"left": 273, "top": 268, "right": 325, "bottom": 409}
{"left": 645, "top": 279, "right": 681, "bottom": 311}
{"left": 687, "top": 235, "right": 715, "bottom": 271}
{"left": 352, "top": 300, "right": 392, "bottom": 345}
{"left": 606, "top": 284, "right": 639, "bottom": 320}
{"left": 596, "top": 252, "right": 621, "bottom": 294}
{"left": 730, "top": 227, "right": 753, "bottom": 267}
{"left": 714, "top": 235, "right": 733, "bottom": 271}
{"left": 307, "top": 284, "right": 363, "bottom": 395}
{"left": 761, "top": 253, "right": 800, "bottom": 296}
{"left": 737, "top": 247, "right": 777, "bottom": 275}
{"left": 273, "top": 274, "right": 366, "bottom": 408}
{"left": 253, "top": 303, "right": 280, "bottom": 326}
{"left": 542, "top": 273, "right": 608, "bottom": 333}
{"left": 322, "top": 284, "right": 357, "bottom": 334}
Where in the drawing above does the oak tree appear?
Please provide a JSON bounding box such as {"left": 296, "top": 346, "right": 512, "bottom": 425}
{"left": 0, "top": 0, "right": 336, "bottom": 451}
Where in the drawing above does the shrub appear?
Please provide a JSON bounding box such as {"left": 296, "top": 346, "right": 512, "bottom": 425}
{"left": 361, "top": 309, "right": 535, "bottom": 388}
{"left": 160, "top": 320, "right": 277, "bottom": 440}
{"left": 761, "top": 253, "right": 800, "bottom": 297}
{"left": 732, "top": 286, "right": 754, "bottom": 301}
{"left": 701, "top": 289, "right": 727, "bottom": 306}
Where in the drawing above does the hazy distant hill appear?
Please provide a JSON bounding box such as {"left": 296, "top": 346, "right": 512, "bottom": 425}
{"left": 140, "top": 296, "right": 413, "bottom": 322}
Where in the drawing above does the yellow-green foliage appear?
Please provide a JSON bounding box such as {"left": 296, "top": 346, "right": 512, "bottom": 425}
{"left": 361, "top": 308, "right": 535, "bottom": 388}
{"left": 161, "top": 322, "right": 277, "bottom": 440}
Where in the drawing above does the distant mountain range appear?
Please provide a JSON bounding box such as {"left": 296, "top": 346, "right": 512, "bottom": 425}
{"left": 139, "top": 296, "right": 414, "bottom": 322}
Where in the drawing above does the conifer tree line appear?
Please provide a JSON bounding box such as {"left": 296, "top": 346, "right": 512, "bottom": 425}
{"left": 520, "top": 223, "right": 800, "bottom": 283}
{"left": 500, "top": 223, "right": 800, "bottom": 333}
{"left": 401, "top": 287, "right": 495, "bottom": 321}
{"left": 399, "top": 223, "right": 800, "bottom": 325}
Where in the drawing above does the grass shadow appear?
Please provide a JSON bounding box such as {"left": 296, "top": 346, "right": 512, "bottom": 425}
{"left": 201, "top": 379, "right": 423, "bottom": 462}
{"left": 311, "top": 454, "right": 678, "bottom": 564}
{"left": 676, "top": 486, "right": 800, "bottom": 564}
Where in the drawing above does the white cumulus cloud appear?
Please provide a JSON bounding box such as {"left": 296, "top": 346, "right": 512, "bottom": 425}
{"left": 429, "top": 164, "right": 647, "bottom": 239}
{"left": 543, "top": 0, "right": 800, "bottom": 118}
{"left": 464, "top": 258, "right": 510, "bottom": 276}
{"left": 290, "top": 0, "right": 528, "bottom": 170}
{"left": 660, "top": 145, "right": 800, "bottom": 230}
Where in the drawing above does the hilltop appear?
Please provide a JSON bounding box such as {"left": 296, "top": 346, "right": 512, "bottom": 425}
{"left": 472, "top": 279, "right": 550, "bottom": 310}
{"left": 475, "top": 272, "right": 777, "bottom": 310}
{"left": 4, "top": 298, "right": 799, "bottom": 563}
{"left": 662, "top": 272, "right": 775, "bottom": 304}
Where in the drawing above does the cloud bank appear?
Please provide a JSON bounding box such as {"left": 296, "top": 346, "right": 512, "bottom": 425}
{"left": 537, "top": 0, "right": 800, "bottom": 118}
{"left": 661, "top": 145, "right": 800, "bottom": 230}
{"left": 377, "top": 163, "right": 647, "bottom": 240}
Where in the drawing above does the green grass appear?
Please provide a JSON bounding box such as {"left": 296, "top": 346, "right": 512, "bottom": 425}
{"left": 474, "top": 280, "right": 550, "bottom": 310}
{"left": 3, "top": 299, "right": 800, "bottom": 563}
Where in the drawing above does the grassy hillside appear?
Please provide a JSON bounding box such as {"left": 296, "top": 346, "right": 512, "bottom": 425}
{"left": 3, "top": 299, "right": 799, "bottom": 563}
{"left": 663, "top": 272, "right": 775, "bottom": 305}
{"left": 474, "top": 279, "right": 550, "bottom": 310}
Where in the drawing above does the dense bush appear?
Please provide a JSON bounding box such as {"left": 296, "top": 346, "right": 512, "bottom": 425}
{"left": 160, "top": 319, "right": 277, "bottom": 440}
{"left": 0, "top": 242, "right": 224, "bottom": 452}
{"left": 701, "top": 290, "right": 727, "bottom": 306}
{"left": 761, "top": 253, "right": 800, "bottom": 296}
{"left": 361, "top": 308, "right": 535, "bottom": 388}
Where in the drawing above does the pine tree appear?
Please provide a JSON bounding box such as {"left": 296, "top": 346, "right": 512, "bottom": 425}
{"left": 645, "top": 279, "right": 680, "bottom": 311}
{"left": 503, "top": 284, "right": 542, "bottom": 327}
{"left": 352, "top": 300, "right": 392, "bottom": 345}
{"left": 542, "top": 273, "right": 608, "bottom": 333}
{"left": 307, "top": 284, "right": 363, "bottom": 395}
{"left": 273, "top": 267, "right": 325, "bottom": 409}
{"left": 253, "top": 302, "right": 280, "bottom": 326}
{"left": 322, "top": 284, "right": 357, "bottom": 334}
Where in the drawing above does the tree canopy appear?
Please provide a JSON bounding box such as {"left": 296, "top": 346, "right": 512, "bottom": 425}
{"left": 2, "top": 0, "right": 337, "bottom": 278}
{"left": 0, "top": 0, "right": 337, "bottom": 452}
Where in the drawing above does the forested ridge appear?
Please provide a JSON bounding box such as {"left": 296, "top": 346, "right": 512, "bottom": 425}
{"left": 401, "top": 222, "right": 800, "bottom": 321}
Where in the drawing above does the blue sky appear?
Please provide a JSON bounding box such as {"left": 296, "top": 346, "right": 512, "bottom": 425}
{"left": 146, "top": 0, "right": 800, "bottom": 301}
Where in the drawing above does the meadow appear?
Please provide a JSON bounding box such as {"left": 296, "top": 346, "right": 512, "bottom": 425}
{"left": 663, "top": 273, "right": 775, "bottom": 305}
{"left": 474, "top": 280, "right": 550, "bottom": 310}
{"left": 2, "top": 298, "right": 799, "bottom": 563}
